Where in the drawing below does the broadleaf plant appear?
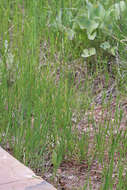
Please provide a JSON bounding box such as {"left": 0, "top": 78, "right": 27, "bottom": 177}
{"left": 51, "top": 0, "right": 126, "bottom": 58}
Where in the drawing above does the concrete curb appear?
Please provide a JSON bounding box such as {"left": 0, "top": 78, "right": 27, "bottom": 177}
{"left": 0, "top": 147, "right": 57, "bottom": 190}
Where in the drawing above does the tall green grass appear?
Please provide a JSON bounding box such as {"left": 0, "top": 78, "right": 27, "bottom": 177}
{"left": 0, "top": 0, "right": 127, "bottom": 189}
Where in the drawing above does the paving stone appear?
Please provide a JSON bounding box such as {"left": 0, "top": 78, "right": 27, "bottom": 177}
{"left": 0, "top": 146, "right": 57, "bottom": 190}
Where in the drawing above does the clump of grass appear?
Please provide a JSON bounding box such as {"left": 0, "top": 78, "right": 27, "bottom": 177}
{"left": 0, "top": 0, "right": 127, "bottom": 189}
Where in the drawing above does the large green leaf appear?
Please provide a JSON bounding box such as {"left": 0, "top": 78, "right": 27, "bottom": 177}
{"left": 81, "top": 48, "right": 96, "bottom": 58}
{"left": 87, "top": 31, "right": 97, "bottom": 40}
{"left": 87, "top": 21, "right": 99, "bottom": 35}
{"left": 77, "top": 16, "right": 99, "bottom": 35}
{"left": 86, "top": 1, "right": 105, "bottom": 21}
{"left": 77, "top": 16, "right": 90, "bottom": 29}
